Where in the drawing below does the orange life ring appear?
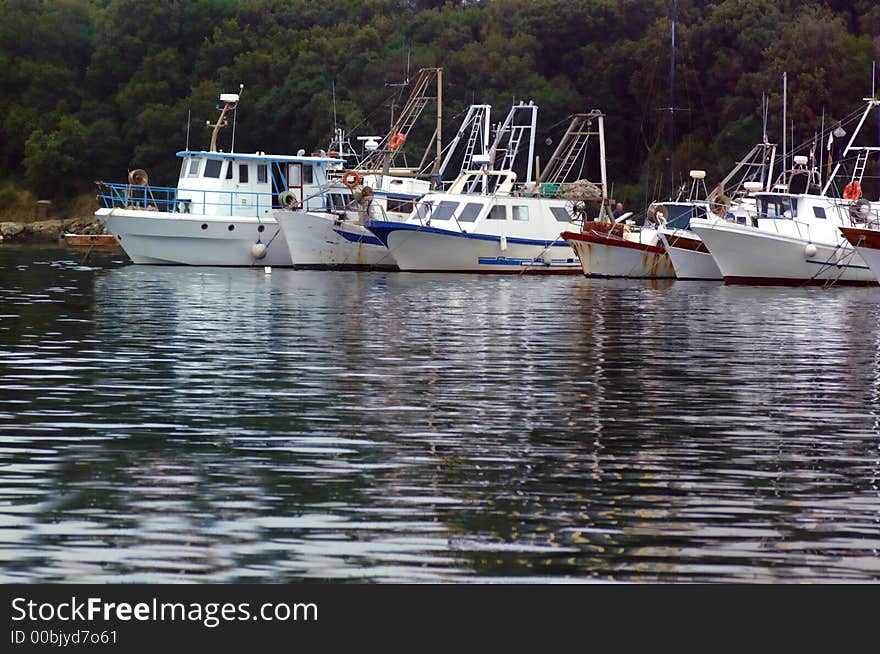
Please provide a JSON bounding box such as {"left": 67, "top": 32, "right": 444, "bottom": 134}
{"left": 389, "top": 133, "right": 405, "bottom": 150}
{"left": 843, "top": 181, "right": 862, "bottom": 200}
{"left": 342, "top": 171, "right": 362, "bottom": 188}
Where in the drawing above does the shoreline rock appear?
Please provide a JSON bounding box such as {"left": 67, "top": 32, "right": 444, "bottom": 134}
{"left": 0, "top": 215, "right": 106, "bottom": 244}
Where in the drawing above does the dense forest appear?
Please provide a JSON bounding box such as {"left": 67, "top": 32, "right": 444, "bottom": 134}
{"left": 1, "top": 0, "right": 879, "bottom": 210}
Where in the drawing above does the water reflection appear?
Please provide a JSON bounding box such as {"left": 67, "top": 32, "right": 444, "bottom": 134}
{"left": 0, "top": 246, "right": 879, "bottom": 582}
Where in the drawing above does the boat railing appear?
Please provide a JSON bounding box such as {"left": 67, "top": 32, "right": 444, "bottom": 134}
{"left": 827, "top": 196, "right": 880, "bottom": 228}
{"left": 95, "top": 181, "right": 318, "bottom": 217}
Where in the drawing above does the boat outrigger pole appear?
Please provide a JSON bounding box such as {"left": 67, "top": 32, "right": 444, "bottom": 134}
{"left": 667, "top": 0, "right": 676, "bottom": 199}
{"left": 207, "top": 90, "right": 241, "bottom": 153}
{"left": 356, "top": 67, "right": 443, "bottom": 178}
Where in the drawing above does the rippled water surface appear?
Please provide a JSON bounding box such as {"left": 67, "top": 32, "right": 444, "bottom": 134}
{"left": 1, "top": 244, "right": 879, "bottom": 582}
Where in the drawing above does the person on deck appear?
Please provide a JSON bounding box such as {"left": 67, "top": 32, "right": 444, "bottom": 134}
{"left": 612, "top": 202, "right": 625, "bottom": 219}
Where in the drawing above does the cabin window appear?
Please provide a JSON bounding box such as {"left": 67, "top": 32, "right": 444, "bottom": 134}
{"left": 257, "top": 164, "right": 268, "bottom": 184}
{"left": 187, "top": 158, "right": 201, "bottom": 177}
{"left": 387, "top": 196, "right": 414, "bottom": 214}
{"left": 487, "top": 205, "right": 507, "bottom": 220}
{"left": 328, "top": 193, "right": 348, "bottom": 211}
{"left": 813, "top": 206, "right": 826, "bottom": 220}
{"left": 239, "top": 164, "right": 249, "bottom": 183}
{"left": 512, "top": 205, "right": 529, "bottom": 221}
{"left": 204, "top": 159, "right": 222, "bottom": 178}
{"left": 778, "top": 197, "right": 792, "bottom": 218}
{"left": 225, "top": 162, "right": 233, "bottom": 179}
{"left": 289, "top": 164, "right": 301, "bottom": 186}
{"left": 550, "top": 207, "right": 574, "bottom": 222}
{"left": 180, "top": 160, "right": 187, "bottom": 179}
{"left": 458, "top": 202, "right": 483, "bottom": 222}
{"left": 432, "top": 201, "right": 459, "bottom": 221}
{"left": 761, "top": 196, "right": 796, "bottom": 219}
{"left": 760, "top": 197, "right": 786, "bottom": 218}
{"left": 303, "top": 165, "right": 314, "bottom": 185}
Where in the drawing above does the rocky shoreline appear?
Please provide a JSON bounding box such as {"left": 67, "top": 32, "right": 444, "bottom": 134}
{"left": 0, "top": 215, "right": 107, "bottom": 244}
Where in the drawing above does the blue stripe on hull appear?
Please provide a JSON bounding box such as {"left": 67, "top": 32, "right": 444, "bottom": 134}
{"left": 332, "top": 229, "right": 385, "bottom": 247}
{"left": 366, "top": 221, "right": 572, "bottom": 248}
{"left": 477, "top": 257, "right": 579, "bottom": 266}
{"left": 805, "top": 258, "right": 870, "bottom": 271}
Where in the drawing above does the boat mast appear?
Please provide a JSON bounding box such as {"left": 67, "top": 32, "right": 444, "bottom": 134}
{"left": 782, "top": 71, "right": 787, "bottom": 187}
{"left": 231, "top": 83, "right": 243, "bottom": 154}
{"left": 819, "top": 107, "right": 825, "bottom": 183}
{"left": 666, "top": 0, "right": 676, "bottom": 200}
{"left": 434, "top": 69, "right": 443, "bottom": 176}
{"left": 356, "top": 67, "right": 442, "bottom": 175}
{"left": 207, "top": 91, "right": 240, "bottom": 153}
{"left": 821, "top": 99, "right": 878, "bottom": 195}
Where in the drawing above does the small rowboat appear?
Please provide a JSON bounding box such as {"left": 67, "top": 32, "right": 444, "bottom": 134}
{"left": 63, "top": 233, "right": 119, "bottom": 247}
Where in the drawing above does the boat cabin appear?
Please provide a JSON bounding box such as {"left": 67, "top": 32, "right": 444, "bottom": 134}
{"left": 404, "top": 191, "right": 580, "bottom": 238}
{"left": 751, "top": 191, "right": 852, "bottom": 242}
{"left": 174, "top": 150, "right": 342, "bottom": 217}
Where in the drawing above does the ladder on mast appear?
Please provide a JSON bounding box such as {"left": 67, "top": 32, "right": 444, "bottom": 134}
{"left": 356, "top": 68, "right": 442, "bottom": 174}
{"left": 536, "top": 111, "right": 610, "bottom": 221}
{"left": 539, "top": 111, "right": 605, "bottom": 186}
{"left": 488, "top": 102, "right": 538, "bottom": 182}
{"left": 851, "top": 148, "right": 870, "bottom": 184}
{"left": 437, "top": 104, "right": 491, "bottom": 180}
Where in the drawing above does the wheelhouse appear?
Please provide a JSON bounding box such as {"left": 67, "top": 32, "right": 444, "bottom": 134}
{"left": 173, "top": 150, "right": 340, "bottom": 216}
{"left": 406, "top": 193, "right": 580, "bottom": 231}
{"left": 97, "top": 150, "right": 343, "bottom": 218}
{"left": 755, "top": 193, "right": 799, "bottom": 220}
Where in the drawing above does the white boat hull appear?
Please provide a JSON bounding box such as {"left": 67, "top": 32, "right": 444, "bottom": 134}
{"left": 852, "top": 246, "right": 880, "bottom": 283}
{"left": 563, "top": 230, "right": 675, "bottom": 278}
{"left": 657, "top": 229, "right": 722, "bottom": 280}
{"left": 274, "top": 210, "right": 398, "bottom": 269}
{"left": 372, "top": 224, "right": 580, "bottom": 273}
{"left": 691, "top": 217, "right": 876, "bottom": 285}
{"left": 98, "top": 208, "right": 292, "bottom": 266}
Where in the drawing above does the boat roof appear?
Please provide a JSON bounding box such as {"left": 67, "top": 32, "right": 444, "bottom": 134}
{"left": 176, "top": 150, "right": 344, "bottom": 164}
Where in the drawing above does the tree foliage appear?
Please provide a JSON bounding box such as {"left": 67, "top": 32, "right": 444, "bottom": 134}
{"left": 0, "top": 0, "right": 876, "bottom": 205}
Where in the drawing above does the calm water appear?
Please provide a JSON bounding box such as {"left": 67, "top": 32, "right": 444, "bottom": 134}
{"left": 1, "top": 244, "right": 879, "bottom": 583}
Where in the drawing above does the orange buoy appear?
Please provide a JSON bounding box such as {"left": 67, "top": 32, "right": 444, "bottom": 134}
{"left": 342, "top": 171, "right": 362, "bottom": 188}
{"left": 389, "top": 133, "right": 405, "bottom": 150}
{"left": 843, "top": 181, "right": 862, "bottom": 200}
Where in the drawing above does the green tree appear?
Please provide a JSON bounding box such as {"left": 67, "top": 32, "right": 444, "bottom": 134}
{"left": 23, "top": 116, "right": 89, "bottom": 199}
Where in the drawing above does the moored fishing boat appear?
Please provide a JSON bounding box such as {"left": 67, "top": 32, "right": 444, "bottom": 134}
{"left": 657, "top": 221, "right": 719, "bottom": 280}
{"left": 562, "top": 222, "right": 676, "bottom": 279}
{"left": 658, "top": 143, "right": 776, "bottom": 280}
{"left": 562, "top": 1, "right": 677, "bottom": 280}
{"left": 365, "top": 109, "right": 604, "bottom": 274}
{"left": 691, "top": 208, "right": 876, "bottom": 286}
{"left": 275, "top": 171, "right": 430, "bottom": 269}
{"left": 365, "top": 169, "right": 583, "bottom": 273}
{"left": 96, "top": 91, "right": 342, "bottom": 266}
{"left": 561, "top": 189, "right": 674, "bottom": 279}
{"left": 274, "top": 71, "right": 480, "bottom": 270}
{"left": 691, "top": 99, "right": 880, "bottom": 286}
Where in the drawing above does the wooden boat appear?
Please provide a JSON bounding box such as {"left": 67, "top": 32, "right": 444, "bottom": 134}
{"left": 63, "top": 233, "right": 120, "bottom": 247}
